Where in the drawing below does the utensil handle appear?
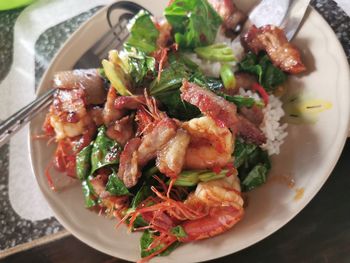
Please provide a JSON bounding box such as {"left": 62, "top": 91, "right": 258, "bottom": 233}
{"left": 0, "top": 88, "right": 55, "bottom": 148}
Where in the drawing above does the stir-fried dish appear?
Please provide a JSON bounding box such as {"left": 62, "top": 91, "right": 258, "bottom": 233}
{"left": 42, "top": 0, "right": 306, "bottom": 261}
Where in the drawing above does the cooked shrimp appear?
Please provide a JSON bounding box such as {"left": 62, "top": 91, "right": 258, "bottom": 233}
{"left": 181, "top": 175, "right": 243, "bottom": 241}
{"left": 182, "top": 116, "right": 234, "bottom": 169}
{"left": 127, "top": 174, "right": 244, "bottom": 262}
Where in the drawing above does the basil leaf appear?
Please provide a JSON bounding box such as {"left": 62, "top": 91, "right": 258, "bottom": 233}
{"left": 190, "top": 71, "right": 223, "bottom": 91}
{"left": 234, "top": 139, "right": 271, "bottom": 191}
{"left": 125, "top": 46, "right": 156, "bottom": 86}
{"left": 131, "top": 184, "right": 152, "bottom": 209}
{"left": 140, "top": 230, "right": 159, "bottom": 258}
{"left": 105, "top": 171, "right": 130, "bottom": 196}
{"left": 170, "top": 226, "right": 187, "bottom": 239}
{"left": 241, "top": 164, "right": 268, "bottom": 191}
{"left": 155, "top": 90, "right": 200, "bottom": 120}
{"left": 165, "top": 0, "right": 222, "bottom": 49}
{"left": 126, "top": 10, "right": 159, "bottom": 54}
{"left": 239, "top": 52, "right": 287, "bottom": 92}
{"left": 76, "top": 143, "right": 93, "bottom": 181}
{"left": 140, "top": 230, "right": 179, "bottom": 258}
{"left": 159, "top": 242, "right": 180, "bottom": 256}
{"left": 259, "top": 55, "right": 287, "bottom": 92}
{"left": 150, "top": 61, "right": 200, "bottom": 120}
{"left": 239, "top": 52, "right": 263, "bottom": 82}
{"left": 234, "top": 139, "right": 257, "bottom": 168}
{"left": 90, "top": 126, "right": 122, "bottom": 175}
{"left": 82, "top": 178, "right": 97, "bottom": 208}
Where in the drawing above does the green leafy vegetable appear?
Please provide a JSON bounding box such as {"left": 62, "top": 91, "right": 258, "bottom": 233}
{"left": 195, "top": 44, "right": 235, "bottom": 62}
{"left": 234, "top": 139, "right": 271, "bottom": 191}
{"left": 259, "top": 55, "right": 287, "bottom": 92}
{"left": 241, "top": 164, "right": 268, "bottom": 191}
{"left": 220, "top": 94, "right": 264, "bottom": 108}
{"left": 90, "top": 126, "right": 122, "bottom": 175}
{"left": 76, "top": 143, "right": 93, "bottom": 181}
{"left": 150, "top": 61, "right": 200, "bottom": 120}
{"left": 105, "top": 171, "right": 130, "bottom": 196}
{"left": 125, "top": 47, "right": 156, "bottom": 86}
{"left": 126, "top": 10, "right": 159, "bottom": 54}
{"left": 131, "top": 184, "right": 152, "bottom": 209}
{"left": 140, "top": 230, "right": 179, "bottom": 258}
{"left": 190, "top": 70, "right": 223, "bottom": 91}
{"left": 164, "top": 0, "right": 222, "bottom": 49}
{"left": 170, "top": 226, "right": 187, "bottom": 239}
{"left": 220, "top": 64, "right": 236, "bottom": 90}
{"left": 172, "top": 169, "right": 228, "bottom": 187}
{"left": 82, "top": 178, "right": 97, "bottom": 208}
{"left": 159, "top": 242, "right": 180, "bottom": 256}
{"left": 239, "top": 52, "right": 287, "bottom": 92}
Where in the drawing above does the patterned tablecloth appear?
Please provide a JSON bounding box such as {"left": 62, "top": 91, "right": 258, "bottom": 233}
{"left": 0, "top": 0, "right": 349, "bottom": 256}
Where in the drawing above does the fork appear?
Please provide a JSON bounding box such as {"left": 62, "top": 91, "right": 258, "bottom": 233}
{"left": 0, "top": 1, "right": 147, "bottom": 148}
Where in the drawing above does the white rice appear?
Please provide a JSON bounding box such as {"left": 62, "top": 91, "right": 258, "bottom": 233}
{"left": 238, "top": 88, "right": 288, "bottom": 155}
{"left": 260, "top": 95, "right": 288, "bottom": 155}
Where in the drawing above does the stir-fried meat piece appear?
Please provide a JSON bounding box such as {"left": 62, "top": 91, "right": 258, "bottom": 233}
{"left": 137, "top": 118, "right": 178, "bottom": 167}
{"left": 90, "top": 174, "right": 129, "bottom": 211}
{"left": 106, "top": 115, "right": 135, "bottom": 146}
{"left": 180, "top": 80, "right": 239, "bottom": 131}
{"left": 208, "top": 0, "right": 246, "bottom": 32}
{"left": 239, "top": 105, "right": 264, "bottom": 126}
{"left": 237, "top": 115, "right": 266, "bottom": 145}
{"left": 90, "top": 174, "right": 109, "bottom": 196}
{"left": 242, "top": 25, "right": 306, "bottom": 74}
{"left": 49, "top": 88, "right": 94, "bottom": 140}
{"left": 101, "top": 196, "right": 129, "bottom": 212}
{"left": 183, "top": 116, "right": 233, "bottom": 170}
{"left": 53, "top": 69, "right": 107, "bottom": 105}
{"left": 118, "top": 138, "right": 142, "bottom": 188}
{"left": 114, "top": 95, "right": 146, "bottom": 110}
{"left": 156, "top": 19, "right": 172, "bottom": 48}
{"left": 156, "top": 128, "right": 191, "bottom": 177}
{"left": 235, "top": 72, "right": 257, "bottom": 90}
{"left": 88, "top": 106, "right": 104, "bottom": 126}
{"left": 103, "top": 87, "right": 125, "bottom": 126}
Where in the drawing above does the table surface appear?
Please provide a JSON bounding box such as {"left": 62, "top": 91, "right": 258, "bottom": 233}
{"left": 0, "top": 0, "right": 350, "bottom": 262}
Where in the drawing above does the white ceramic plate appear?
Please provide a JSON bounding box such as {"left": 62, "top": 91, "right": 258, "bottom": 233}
{"left": 29, "top": 1, "right": 350, "bottom": 262}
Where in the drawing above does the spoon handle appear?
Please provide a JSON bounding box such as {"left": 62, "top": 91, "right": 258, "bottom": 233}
{"left": 0, "top": 88, "right": 55, "bottom": 148}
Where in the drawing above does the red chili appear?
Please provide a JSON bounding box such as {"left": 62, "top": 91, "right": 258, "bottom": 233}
{"left": 252, "top": 83, "right": 269, "bottom": 105}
